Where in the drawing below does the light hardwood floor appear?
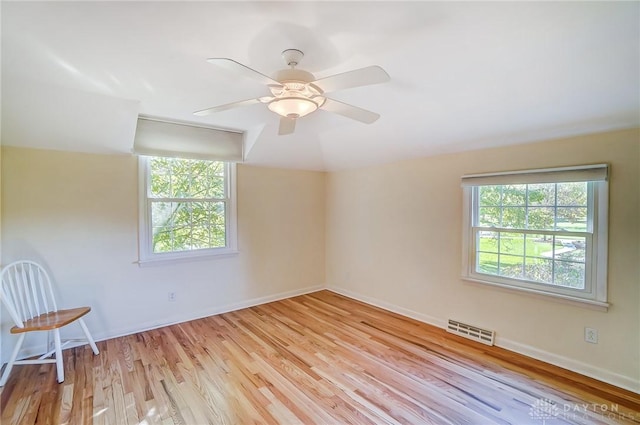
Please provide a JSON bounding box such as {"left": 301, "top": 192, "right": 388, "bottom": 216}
{"left": 1, "top": 290, "right": 639, "bottom": 424}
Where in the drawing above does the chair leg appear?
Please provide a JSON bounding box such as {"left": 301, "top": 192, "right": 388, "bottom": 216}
{"left": 78, "top": 318, "right": 99, "bottom": 355}
{"left": 53, "top": 329, "right": 64, "bottom": 383}
{"left": 0, "top": 333, "right": 26, "bottom": 387}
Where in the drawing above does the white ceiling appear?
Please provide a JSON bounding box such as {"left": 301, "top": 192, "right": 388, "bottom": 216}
{"left": 2, "top": 1, "right": 638, "bottom": 171}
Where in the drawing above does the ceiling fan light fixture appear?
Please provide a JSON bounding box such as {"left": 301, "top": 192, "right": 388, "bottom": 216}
{"left": 267, "top": 97, "right": 319, "bottom": 118}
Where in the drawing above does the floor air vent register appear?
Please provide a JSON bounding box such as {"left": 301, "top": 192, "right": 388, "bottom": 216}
{"left": 447, "top": 319, "right": 495, "bottom": 346}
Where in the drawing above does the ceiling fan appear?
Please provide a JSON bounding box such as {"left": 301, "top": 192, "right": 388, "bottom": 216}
{"left": 194, "top": 49, "right": 390, "bottom": 135}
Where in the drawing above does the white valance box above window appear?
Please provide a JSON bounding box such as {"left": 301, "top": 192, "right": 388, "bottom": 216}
{"left": 461, "top": 164, "right": 608, "bottom": 187}
{"left": 133, "top": 116, "right": 244, "bottom": 162}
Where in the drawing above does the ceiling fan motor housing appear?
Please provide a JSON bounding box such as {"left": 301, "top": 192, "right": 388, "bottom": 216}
{"left": 268, "top": 68, "right": 325, "bottom": 118}
{"left": 271, "top": 68, "right": 316, "bottom": 85}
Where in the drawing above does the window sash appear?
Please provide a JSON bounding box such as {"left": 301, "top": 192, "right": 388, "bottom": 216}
{"left": 149, "top": 199, "right": 228, "bottom": 253}
{"left": 471, "top": 182, "right": 594, "bottom": 232}
{"left": 469, "top": 228, "right": 593, "bottom": 296}
{"left": 472, "top": 226, "right": 589, "bottom": 238}
{"left": 149, "top": 196, "right": 228, "bottom": 202}
{"left": 138, "top": 157, "right": 237, "bottom": 264}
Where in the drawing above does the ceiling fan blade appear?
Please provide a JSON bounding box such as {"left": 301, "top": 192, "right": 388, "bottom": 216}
{"left": 311, "top": 65, "right": 390, "bottom": 94}
{"left": 207, "top": 58, "right": 282, "bottom": 87}
{"left": 278, "top": 117, "right": 296, "bottom": 135}
{"left": 320, "top": 97, "right": 380, "bottom": 124}
{"left": 194, "top": 98, "right": 264, "bottom": 116}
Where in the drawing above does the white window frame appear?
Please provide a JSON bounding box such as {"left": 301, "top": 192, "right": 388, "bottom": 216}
{"left": 461, "top": 164, "right": 609, "bottom": 309}
{"left": 138, "top": 156, "right": 238, "bottom": 265}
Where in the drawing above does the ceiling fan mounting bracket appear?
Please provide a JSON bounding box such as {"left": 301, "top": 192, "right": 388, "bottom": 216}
{"left": 282, "top": 49, "right": 304, "bottom": 67}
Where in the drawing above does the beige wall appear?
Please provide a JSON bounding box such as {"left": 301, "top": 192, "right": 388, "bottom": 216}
{"left": 2, "top": 128, "right": 638, "bottom": 391}
{"left": 0, "top": 146, "right": 2, "bottom": 265}
{"left": 0, "top": 146, "right": 2, "bottom": 363}
{"left": 0, "top": 147, "right": 326, "bottom": 360}
{"left": 326, "top": 128, "right": 640, "bottom": 391}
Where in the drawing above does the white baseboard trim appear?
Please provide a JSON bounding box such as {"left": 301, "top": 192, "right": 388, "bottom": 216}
{"left": 327, "top": 284, "right": 639, "bottom": 394}
{"left": 13, "top": 284, "right": 324, "bottom": 363}
{"left": 326, "top": 285, "right": 446, "bottom": 329}
{"left": 495, "top": 337, "right": 640, "bottom": 394}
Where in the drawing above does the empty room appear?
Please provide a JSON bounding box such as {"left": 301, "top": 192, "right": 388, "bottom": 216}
{"left": 1, "top": 1, "right": 639, "bottom": 424}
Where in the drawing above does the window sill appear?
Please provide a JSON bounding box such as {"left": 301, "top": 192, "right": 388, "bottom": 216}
{"left": 136, "top": 249, "right": 239, "bottom": 267}
{"left": 461, "top": 276, "right": 609, "bottom": 312}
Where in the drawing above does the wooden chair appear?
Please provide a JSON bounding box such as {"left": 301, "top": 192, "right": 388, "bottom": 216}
{"left": 0, "top": 260, "right": 99, "bottom": 386}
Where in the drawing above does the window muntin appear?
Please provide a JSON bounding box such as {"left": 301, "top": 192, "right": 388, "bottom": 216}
{"left": 139, "top": 156, "right": 237, "bottom": 262}
{"left": 462, "top": 165, "right": 608, "bottom": 306}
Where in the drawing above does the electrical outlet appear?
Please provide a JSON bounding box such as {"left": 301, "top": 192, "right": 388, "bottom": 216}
{"left": 585, "top": 327, "right": 598, "bottom": 344}
{"left": 168, "top": 292, "right": 177, "bottom": 302}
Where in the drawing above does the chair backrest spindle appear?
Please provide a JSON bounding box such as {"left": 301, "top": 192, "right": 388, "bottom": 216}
{"left": 16, "top": 268, "right": 29, "bottom": 319}
{"left": 43, "top": 267, "right": 57, "bottom": 312}
{"left": 27, "top": 263, "right": 42, "bottom": 316}
{"left": 5, "top": 269, "right": 21, "bottom": 320}
{"left": 23, "top": 264, "right": 36, "bottom": 319}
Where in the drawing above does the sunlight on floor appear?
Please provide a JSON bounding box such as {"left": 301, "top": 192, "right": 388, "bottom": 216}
{"left": 92, "top": 407, "right": 107, "bottom": 418}
{"left": 92, "top": 406, "right": 160, "bottom": 424}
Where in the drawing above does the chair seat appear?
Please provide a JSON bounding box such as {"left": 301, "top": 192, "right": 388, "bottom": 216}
{"left": 10, "top": 307, "right": 91, "bottom": 333}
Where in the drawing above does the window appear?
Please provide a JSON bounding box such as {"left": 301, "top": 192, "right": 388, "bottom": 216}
{"left": 461, "top": 164, "right": 608, "bottom": 308}
{"left": 138, "top": 156, "right": 237, "bottom": 263}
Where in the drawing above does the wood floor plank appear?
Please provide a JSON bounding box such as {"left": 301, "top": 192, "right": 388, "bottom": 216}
{"left": 1, "top": 290, "right": 639, "bottom": 424}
